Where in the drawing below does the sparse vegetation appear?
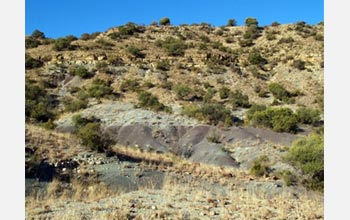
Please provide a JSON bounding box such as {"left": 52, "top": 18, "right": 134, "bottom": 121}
{"left": 155, "top": 37, "right": 187, "bottom": 56}
{"left": 137, "top": 91, "right": 171, "bottom": 112}
{"left": 250, "top": 155, "right": 270, "bottom": 177}
{"left": 87, "top": 79, "right": 114, "bottom": 98}
{"left": 25, "top": 54, "right": 43, "bottom": 69}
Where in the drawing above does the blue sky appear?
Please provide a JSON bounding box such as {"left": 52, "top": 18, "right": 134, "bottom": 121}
{"left": 25, "top": 0, "right": 324, "bottom": 38}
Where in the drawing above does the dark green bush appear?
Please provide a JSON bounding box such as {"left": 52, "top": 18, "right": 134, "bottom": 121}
{"left": 227, "top": 19, "right": 237, "bottom": 27}
{"left": 173, "top": 84, "right": 193, "bottom": 100}
{"left": 268, "top": 83, "right": 294, "bottom": 103}
{"left": 68, "top": 65, "right": 93, "bottom": 79}
{"left": 275, "top": 170, "right": 297, "bottom": 186}
{"left": 249, "top": 107, "right": 299, "bottom": 133}
{"left": 229, "top": 90, "right": 251, "bottom": 108}
{"left": 245, "top": 104, "right": 267, "bottom": 122}
{"left": 76, "top": 122, "right": 108, "bottom": 152}
{"left": 155, "top": 37, "right": 187, "bottom": 56}
{"left": 137, "top": 91, "right": 171, "bottom": 112}
{"left": 296, "top": 107, "right": 321, "bottom": 125}
{"left": 245, "top": 17, "right": 258, "bottom": 26}
{"left": 31, "top": 29, "right": 45, "bottom": 39}
{"left": 182, "top": 103, "right": 234, "bottom": 126}
{"left": 87, "top": 79, "right": 113, "bottom": 98}
{"left": 219, "top": 87, "right": 231, "bottom": 99}
{"left": 25, "top": 79, "right": 55, "bottom": 123}
{"left": 239, "top": 39, "right": 254, "bottom": 47}
{"left": 62, "top": 96, "right": 88, "bottom": 112}
{"left": 72, "top": 114, "right": 101, "bottom": 129}
{"left": 120, "top": 79, "right": 140, "bottom": 92}
{"left": 159, "top": 17, "right": 171, "bottom": 26}
{"left": 156, "top": 60, "right": 170, "bottom": 71}
{"left": 286, "top": 133, "right": 324, "bottom": 190}
{"left": 25, "top": 37, "right": 41, "bottom": 49}
{"left": 53, "top": 37, "right": 75, "bottom": 51}
{"left": 292, "top": 60, "right": 306, "bottom": 70}
{"left": 248, "top": 51, "right": 268, "bottom": 66}
{"left": 25, "top": 54, "right": 43, "bottom": 69}
{"left": 278, "top": 37, "right": 294, "bottom": 44}
{"left": 127, "top": 46, "right": 145, "bottom": 58}
{"left": 250, "top": 155, "right": 270, "bottom": 177}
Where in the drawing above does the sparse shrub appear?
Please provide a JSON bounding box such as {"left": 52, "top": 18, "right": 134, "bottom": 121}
{"left": 245, "top": 104, "right": 267, "bottom": 123}
{"left": 225, "top": 37, "right": 235, "bottom": 43}
{"left": 137, "top": 91, "right": 171, "bottom": 112}
{"left": 95, "top": 61, "right": 109, "bottom": 72}
{"left": 229, "top": 90, "right": 251, "bottom": 109}
{"left": 275, "top": 170, "right": 297, "bottom": 186}
{"left": 174, "top": 84, "right": 193, "bottom": 100}
{"left": 219, "top": 87, "right": 231, "bottom": 99}
{"left": 159, "top": 17, "right": 171, "bottom": 26}
{"left": 271, "top": 21, "right": 280, "bottom": 26}
{"left": 25, "top": 37, "right": 41, "bottom": 49}
{"left": 53, "top": 37, "right": 75, "bottom": 51}
{"left": 250, "top": 155, "right": 270, "bottom": 177}
{"left": 248, "top": 51, "right": 268, "bottom": 66}
{"left": 203, "top": 88, "right": 216, "bottom": 103}
{"left": 296, "top": 107, "right": 321, "bottom": 125}
{"left": 68, "top": 65, "right": 93, "bottom": 79}
{"left": 160, "top": 81, "right": 173, "bottom": 90}
{"left": 292, "top": 59, "right": 306, "bottom": 70}
{"left": 227, "top": 19, "right": 237, "bottom": 27}
{"left": 96, "top": 39, "right": 114, "bottom": 48}
{"left": 206, "top": 63, "right": 227, "bottom": 75}
{"left": 278, "top": 37, "right": 294, "bottom": 44}
{"left": 266, "top": 32, "right": 276, "bottom": 41}
{"left": 127, "top": 46, "right": 145, "bottom": 58}
{"left": 155, "top": 37, "right": 187, "bottom": 56}
{"left": 62, "top": 96, "right": 88, "bottom": 112}
{"left": 156, "top": 60, "right": 170, "bottom": 71}
{"left": 72, "top": 114, "right": 100, "bottom": 129}
{"left": 207, "top": 132, "right": 221, "bottom": 143}
{"left": 199, "top": 34, "right": 210, "bottom": 43}
{"left": 25, "top": 54, "right": 43, "bottom": 69}
{"left": 314, "top": 33, "right": 324, "bottom": 41}
{"left": 239, "top": 39, "right": 254, "bottom": 47}
{"left": 87, "top": 79, "right": 113, "bottom": 98}
{"left": 286, "top": 133, "right": 324, "bottom": 190}
{"left": 80, "top": 33, "right": 91, "bottom": 40}
{"left": 120, "top": 79, "right": 140, "bottom": 92}
{"left": 268, "top": 83, "right": 295, "bottom": 103}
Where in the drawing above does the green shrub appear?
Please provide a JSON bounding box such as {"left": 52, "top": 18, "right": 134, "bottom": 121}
{"left": 31, "top": 29, "right": 45, "bottom": 39}
{"left": 72, "top": 114, "right": 100, "bottom": 129}
{"left": 278, "top": 37, "right": 294, "bottom": 44}
{"left": 159, "top": 17, "right": 171, "bottom": 26}
{"left": 182, "top": 103, "right": 234, "bottom": 126}
{"left": 173, "top": 84, "right": 193, "bottom": 100}
{"left": 248, "top": 51, "right": 268, "bottom": 66}
{"left": 275, "top": 170, "right": 297, "bottom": 186}
{"left": 206, "top": 63, "right": 227, "bottom": 75}
{"left": 292, "top": 59, "right": 306, "bottom": 70}
{"left": 87, "top": 79, "right": 113, "bottom": 98}
{"left": 127, "top": 46, "right": 145, "bottom": 58}
{"left": 286, "top": 133, "right": 324, "bottom": 190}
{"left": 25, "top": 37, "right": 41, "bottom": 49}
{"left": 206, "top": 132, "right": 221, "bottom": 143}
{"left": 137, "top": 91, "right": 171, "bottom": 112}
{"left": 155, "top": 37, "right": 187, "bottom": 56}
{"left": 25, "top": 79, "right": 55, "bottom": 123}
{"left": 76, "top": 122, "right": 108, "bottom": 152}
{"left": 245, "top": 104, "right": 267, "bottom": 122}
{"left": 62, "top": 96, "right": 88, "bottom": 112}
{"left": 314, "top": 34, "right": 324, "bottom": 41}
{"left": 25, "top": 54, "right": 43, "bottom": 69}
{"left": 156, "top": 60, "right": 170, "bottom": 71}
{"left": 239, "top": 39, "right": 254, "bottom": 47}
{"left": 296, "top": 107, "right": 321, "bottom": 125}
{"left": 266, "top": 32, "right": 276, "bottom": 41}
{"left": 249, "top": 107, "right": 299, "bottom": 133}
{"left": 227, "top": 19, "right": 237, "bottom": 27}
{"left": 219, "top": 87, "right": 231, "bottom": 99}
{"left": 53, "top": 37, "right": 75, "bottom": 51}
{"left": 245, "top": 17, "right": 258, "bottom": 26}
{"left": 250, "top": 155, "right": 270, "bottom": 177}
{"left": 268, "top": 83, "right": 293, "bottom": 102}
{"left": 203, "top": 88, "right": 216, "bottom": 103}
{"left": 229, "top": 90, "right": 251, "bottom": 108}
{"left": 72, "top": 66, "right": 93, "bottom": 79}
{"left": 120, "top": 79, "right": 140, "bottom": 92}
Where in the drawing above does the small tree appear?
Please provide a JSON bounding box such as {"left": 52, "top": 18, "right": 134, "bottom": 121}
{"left": 159, "top": 17, "right": 171, "bottom": 26}
{"left": 31, "top": 29, "right": 45, "bottom": 39}
{"left": 227, "top": 19, "right": 237, "bottom": 27}
{"left": 245, "top": 17, "right": 258, "bottom": 27}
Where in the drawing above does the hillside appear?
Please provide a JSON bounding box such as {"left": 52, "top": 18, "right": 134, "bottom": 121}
{"left": 25, "top": 20, "right": 324, "bottom": 219}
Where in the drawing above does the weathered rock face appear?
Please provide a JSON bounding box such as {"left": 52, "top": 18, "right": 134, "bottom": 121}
{"left": 55, "top": 102, "right": 299, "bottom": 168}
